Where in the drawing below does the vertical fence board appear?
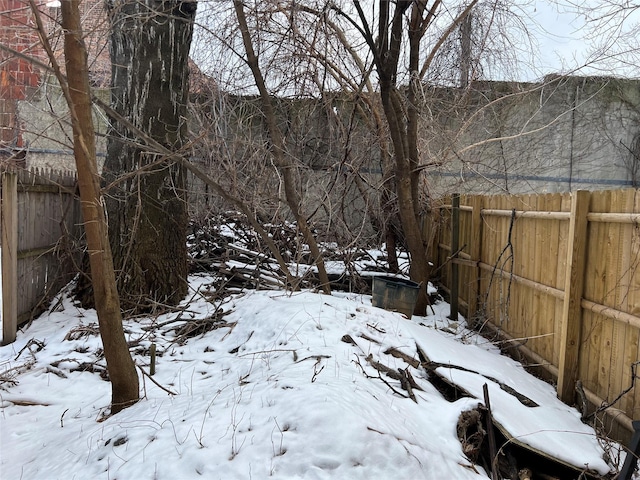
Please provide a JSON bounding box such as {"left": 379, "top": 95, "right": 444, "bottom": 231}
{"left": 600, "top": 193, "right": 618, "bottom": 403}
{"left": 554, "top": 194, "right": 571, "bottom": 366}
{"left": 610, "top": 191, "right": 631, "bottom": 415}
{"left": 531, "top": 195, "right": 544, "bottom": 356}
{"left": 520, "top": 195, "right": 535, "bottom": 342}
{"left": 581, "top": 193, "right": 601, "bottom": 396}
{"left": 469, "top": 196, "right": 483, "bottom": 322}
{"left": 545, "top": 194, "right": 562, "bottom": 364}
{"left": 588, "top": 191, "right": 612, "bottom": 400}
{"left": 449, "top": 194, "right": 460, "bottom": 320}
{"left": 1, "top": 170, "right": 18, "bottom": 345}
{"left": 629, "top": 193, "right": 640, "bottom": 417}
{"left": 459, "top": 195, "right": 472, "bottom": 312}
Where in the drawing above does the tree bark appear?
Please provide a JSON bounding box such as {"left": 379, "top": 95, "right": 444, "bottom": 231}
{"left": 58, "top": 0, "right": 139, "bottom": 413}
{"left": 103, "top": 0, "right": 197, "bottom": 313}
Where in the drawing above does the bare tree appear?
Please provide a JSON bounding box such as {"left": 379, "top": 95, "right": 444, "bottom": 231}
{"left": 334, "top": 1, "right": 477, "bottom": 314}
{"left": 232, "top": 0, "right": 332, "bottom": 293}
{"left": 193, "top": 2, "right": 404, "bottom": 271}
{"left": 29, "top": 0, "right": 139, "bottom": 414}
{"left": 190, "top": 0, "right": 539, "bottom": 300}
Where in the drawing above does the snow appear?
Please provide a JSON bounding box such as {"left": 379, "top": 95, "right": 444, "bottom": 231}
{"left": 0, "top": 275, "right": 614, "bottom": 479}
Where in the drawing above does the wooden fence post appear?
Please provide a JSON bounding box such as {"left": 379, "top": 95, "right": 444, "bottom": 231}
{"left": 449, "top": 193, "right": 460, "bottom": 320}
{"left": 2, "top": 169, "right": 18, "bottom": 345}
{"left": 557, "top": 190, "right": 590, "bottom": 403}
{"left": 468, "top": 195, "right": 484, "bottom": 323}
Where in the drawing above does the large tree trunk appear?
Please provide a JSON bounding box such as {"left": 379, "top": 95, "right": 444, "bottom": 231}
{"left": 104, "top": 0, "right": 196, "bottom": 313}
{"left": 57, "top": 0, "right": 139, "bottom": 413}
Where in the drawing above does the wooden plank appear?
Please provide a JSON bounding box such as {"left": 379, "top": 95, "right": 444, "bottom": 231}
{"left": 520, "top": 194, "right": 536, "bottom": 342}
{"left": 587, "top": 212, "right": 640, "bottom": 224}
{"left": 621, "top": 323, "right": 639, "bottom": 416}
{"left": 481, "top": 208, "right": 570, "bottom": 220}
{"left": 17, "top": 183, "right": 76, "bottom": 195}
{"left": 451, "top": 257, "right": 477, "bottom": 267}
{"left": 449, "top": 194, "right": 460, "bottom": 320}
{"left": 480, "top": 196, "right": 496, "bottom": 323}
{"left": 527, "top": 195, "right": 541, "bottom": 356}
{"left": 11, "top": 169, "right": 83, "bottom": 326}
{"left": 594, "top": 191, "right": 615, "bottom": 403}
{"left": 541, "top": 194, "right": 561, "bottom": 363}
{"left": 630, "top": 192, "right": 640, "bottom": 417}
{"left": 459, "top": 195, "right": 472, "bottom": 310}
{"left": 620, "top": 263, "right": 639, "bottom": 416}
{"left": 508, "top": 196, "right": 531, "bottom": 337}
{"left": 2, "top": 170, "right": 18, "bottom": 345}
{"left": 579, "top": 300, "right": 640, "bottom": 329}
{"left": 584, "top": 311, "right": 604, "bottom": 395}
{"left": 621, "top": 189, "right": 639, "bottom": 416}
{"left": 610, "top": 190, "right": 634, "bottom": 412}
{"left": 554, "top": 193, "right": 571, "bottom": 367}
{"left": 468, "top": 195, "right": 483, "bottom": 323}
{"left": 494, "top": 195, "right": 509, "bottom": 329}
{"left": 581, "top": 192, "right": 604, "bottom": 396}
{"left": 557, "top": 190, "right": 590, "bottom": 403}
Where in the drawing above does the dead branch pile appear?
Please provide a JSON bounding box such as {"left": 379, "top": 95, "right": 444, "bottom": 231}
{"left": 187, "top": 211, "right": 391, "bottom": 293}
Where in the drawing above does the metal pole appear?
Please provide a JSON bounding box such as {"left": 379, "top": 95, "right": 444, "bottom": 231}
{"left": 619, "top": 421, "right": 640, "bottom": 480}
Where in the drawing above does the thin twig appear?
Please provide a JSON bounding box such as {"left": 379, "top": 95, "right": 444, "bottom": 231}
{"left": 136, "top": 365, "right": 177, "bottom": 396}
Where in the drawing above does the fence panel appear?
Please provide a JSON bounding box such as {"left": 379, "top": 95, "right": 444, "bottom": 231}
{"left": 434, "top": 188, "right": 640, "bottom": 442}
{"left": 1, "top": 168, "right": 82, "bottom": 344}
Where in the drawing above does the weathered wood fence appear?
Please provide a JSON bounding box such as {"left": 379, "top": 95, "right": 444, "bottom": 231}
{"left": 1, "top": 168, "right": 82, "bottom": 344}
{"left": 433, "top": 189, "right": 640, "bottom": 441}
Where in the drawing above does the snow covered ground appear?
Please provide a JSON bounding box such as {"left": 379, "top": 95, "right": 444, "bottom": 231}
{"left": 0, "top": 273, "right": 617, "bottom": 479}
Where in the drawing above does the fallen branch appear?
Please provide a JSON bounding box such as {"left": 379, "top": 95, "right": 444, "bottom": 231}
{"left": 384, "top": 347, "right": 420, "bottom": 368}
{"left": 14, "top": 338, "right": 45, "bottom": 360}
{"left": 365, "top": 354, "right": 403, "bottom": 381}
{"left": 416, "top": 342, "right": 538, "bottom": 407}
{"left": 136, "top": 365, "right": 177, "bottom": 396}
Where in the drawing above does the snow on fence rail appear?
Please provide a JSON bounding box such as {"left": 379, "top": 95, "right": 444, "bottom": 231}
{"left": 432, "top": 189, "right": 640, "bottom": 443}
{"left": 1, "top": 167, "right": 82, "bottom": 344}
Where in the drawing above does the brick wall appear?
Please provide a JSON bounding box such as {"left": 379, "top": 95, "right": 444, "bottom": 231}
{"left": 1, "top": 0, "right": 112, "bottom": 167}
{"left": 0, "top": 0, "right": 44, "bottom": 160}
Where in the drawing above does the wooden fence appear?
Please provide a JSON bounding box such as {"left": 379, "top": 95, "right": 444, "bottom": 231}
{"left": 1, "top": 168, "right": 82, "bottom": 344}
{"left": 432, "top": 189, "right": 640, "bottom": 442}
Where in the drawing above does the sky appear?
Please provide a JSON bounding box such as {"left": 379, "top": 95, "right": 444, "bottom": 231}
{"left": 524, "top": 1, "right": 640, "bottom": 80}
{"left": 525, "top": 2, "right": 590, "bottom": 76}
{"left": 191, "top": 1, "right": 640, "bottom": 89}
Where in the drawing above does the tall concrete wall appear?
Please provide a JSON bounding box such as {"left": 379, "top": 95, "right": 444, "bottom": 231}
{"left": 3, "top": 0, "right": 638, "bottom": 200}
{"left": 14, "top": 75, "right": 640, "bottom": 204}
{"left": 427, "top": 76, "right": 640, "bottom": 196}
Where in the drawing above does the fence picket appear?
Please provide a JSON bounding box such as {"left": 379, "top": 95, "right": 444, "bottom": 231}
{"left": 1, "top": 170, "right": 18, "bottom": 345}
